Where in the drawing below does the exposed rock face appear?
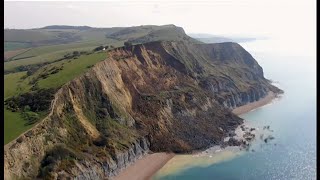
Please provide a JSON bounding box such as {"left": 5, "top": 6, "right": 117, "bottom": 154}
{"left": 220, "top": 87, "right": 269, "bottom": 109}
{"left": 4, "top": 40, "right": 282, "bottom": 179}
{"left": 72, "top": 137, "right": 150, "bottom": 180}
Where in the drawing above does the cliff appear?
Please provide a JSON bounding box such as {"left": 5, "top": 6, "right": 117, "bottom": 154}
{"left": 4, "top": 41, "right": 282, "bottom": 179}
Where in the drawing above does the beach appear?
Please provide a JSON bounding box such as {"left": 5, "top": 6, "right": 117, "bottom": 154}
{"left": 232, "top": 91, "right": 276, "bottom": 115}
{"left": 113, "top": 153, "right": 175, "bottom": 180}
{"left": 113, "top": 91, "right": 278, "bottom": 180}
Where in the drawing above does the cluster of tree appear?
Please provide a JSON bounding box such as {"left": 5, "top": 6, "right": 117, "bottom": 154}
{"left": 3, "top": 62, "right": 51, "bottom": 76}
{"left": 34, "top": 65, "right": 64, "bottom": 81}
{"left": 93, "top": 45, "right": 109, "bottom": 52}
{"left": 124, "top": 41, "right": 132, "bottom": 47}
{"left": 63, "top": 51, "right": 82, "bottom": 59}
{"left": 21, "top": 110, "right": 40, "bottom": 126}
{"left": 5, "top": 88, "right": 57, "bottom": 112}
{"left": 49, "top": 65, "right": 64, "bottom": 75}
{"left": 38, "top": 144, "right": 81, "bottom": 179}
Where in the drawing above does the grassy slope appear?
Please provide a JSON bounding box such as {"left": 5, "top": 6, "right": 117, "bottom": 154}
{"left": 4, "top": 71, "right": 29, "bottom": 99}
{"left": 4, "top": 25, "right": 189, "bottom": 70}
{"left": 4, "top": 109, "right": 34, "bottom": 144}
{"left": 4, "top": 72, "right": 30, "bottom": 144}
{"left": 4, "top": 39, "right": 122, "bottom": 71}
{"left": 4, "top": 29, "right": 57, "bottom": 42}
{"left": 38, "top": 52, "right": 106, "bottom": 88}
{"left": 4, "top": 52, "right": 107, "bottom": 144}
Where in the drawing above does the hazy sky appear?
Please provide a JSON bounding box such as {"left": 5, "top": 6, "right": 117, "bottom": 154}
{"left": 4, "top": 0, "right": 316, "bottom": 55}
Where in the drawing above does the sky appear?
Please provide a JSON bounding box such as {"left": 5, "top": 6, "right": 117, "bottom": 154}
{"left": 4, "top": 0, "right": 316, "bottom": 56}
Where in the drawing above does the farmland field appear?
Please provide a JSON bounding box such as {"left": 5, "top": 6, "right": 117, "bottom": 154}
{"left": 4, "top": 42, "right": 31, "bottom": 51}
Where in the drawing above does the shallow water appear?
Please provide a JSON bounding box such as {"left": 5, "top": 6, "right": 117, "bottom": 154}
{"left": 153, "top": 39, "right": 316, "bottom": 180}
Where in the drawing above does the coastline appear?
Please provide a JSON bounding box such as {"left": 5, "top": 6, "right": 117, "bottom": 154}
{"left": 113, "top": 91, "right": 278, "bottom": 180}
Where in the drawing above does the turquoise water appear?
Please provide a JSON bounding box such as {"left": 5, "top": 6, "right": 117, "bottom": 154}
{"left": 154, "top": 39, "right": 316, "bottom": 180}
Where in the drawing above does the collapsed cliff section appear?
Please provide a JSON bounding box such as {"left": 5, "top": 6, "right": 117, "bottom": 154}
{"left": 4, "top": 40, "right": 282, "bottom": 179}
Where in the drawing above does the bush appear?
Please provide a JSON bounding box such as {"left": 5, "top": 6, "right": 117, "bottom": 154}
{"left": 93, "top": 46, "right": 104, "bottom": 51}
{"left": 38, "top": 144, "right": 79, "bottom": 178}
{"left": 86, "top": 65, "right": 94, "bottom": 69}
{"left": 93, "top": 136, "right": 108, "bottom": 147}
{"left": 124, "top": 41, "right": 132, "bottom": 47}
{"left": 21, "top": 111, "right": 39, "bottom": 125}
{"left": 73, "top": 51, "right": 80, "bottom": 56}
{"left": 5, "top": 88, "right": 56, "bottom": 112}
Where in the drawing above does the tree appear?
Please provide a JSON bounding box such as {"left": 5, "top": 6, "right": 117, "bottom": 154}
{"left": 73, "top": 51, "right": 80, "bottom": 56}
{"left": 124, "top": 41, "right": 132, "bottom": 47}
{"left": 93, "top": 46, "right": 104, "bottom": 52}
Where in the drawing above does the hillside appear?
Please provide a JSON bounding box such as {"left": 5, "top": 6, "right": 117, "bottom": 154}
{"left": 3, "top": 24, "right": 200, "bottom": 144}
{"left": 4, "top": 40, "right": 282, "bottom": 179}
{"left": 4, "top": 25, "right": 200, "bottom": 73}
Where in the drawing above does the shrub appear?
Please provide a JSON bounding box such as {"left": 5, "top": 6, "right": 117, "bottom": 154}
{"left": 37, "top": 144, "right": 83, "bottom": 178}
{"left": 93, "top": 136, "right": 108, "bottom": 147}
{"left": 73, "top": 51, "right": 80, "bottom": 56}
{"left": 5, "top": 88, "right": 56, "bottom": 112}
{"left": 93, "top": 46, "right": 104, "bottom": 52}
{"left": 21, "top": 111, "right": 40, "bottom": 125}
{"left": 86, "top": 65, "right": 94, "bottom": 69}
{"left": 124, "top": 41, "right": 132, "bottom": 47}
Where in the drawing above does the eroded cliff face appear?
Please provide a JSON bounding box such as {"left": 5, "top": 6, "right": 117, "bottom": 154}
{"left": 4, "top": 41, "right": 282, "bottom": 179}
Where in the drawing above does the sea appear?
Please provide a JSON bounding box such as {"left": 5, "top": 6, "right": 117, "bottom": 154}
{"left": 152, "top": 38, "right": 316, "bottom": 180}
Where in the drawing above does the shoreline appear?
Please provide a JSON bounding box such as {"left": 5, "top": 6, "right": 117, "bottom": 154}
{"left": 113, "top": 91, "right": 278, "bottom": 180}
{"left": 113, "top": 153, "right": 175, "bottom": 180}
{"left": 232, "top": 91, "right": 277, "bottom": 115}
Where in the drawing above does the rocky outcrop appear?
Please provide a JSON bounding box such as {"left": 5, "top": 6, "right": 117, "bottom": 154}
{"left": 4, "top": 40, "right": 282, "bottom": 179}
{"left": 220, "top": 87, "right": 269, "bottom": 109}
{"left": 72, "top": 137, "right": 151, "bottom": 179}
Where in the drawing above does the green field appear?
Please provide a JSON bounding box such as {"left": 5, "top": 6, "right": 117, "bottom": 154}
{"left": 37, "top": 52, "right": 106, "bottom": 88}
{"left": 4, "top": 72, "right": 31, "bottom": 144}
{"left": 4, "top": 109, "right": 36, "bottom": 144}
{"left": 4, "top": 42, "right": 31, "bottom": 51}
{"left": 4, "top": 39, "right": 123, "bottom": 72}
{"left": 4, "top": 71, "right": 29, "bottom": 99}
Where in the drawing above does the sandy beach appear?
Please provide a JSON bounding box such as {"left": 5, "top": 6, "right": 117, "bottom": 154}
{"left": 232, "top": 91, "right": 276, "bottom": 115}
{"left": 113, "top": 153, "right": 175, "bottom": 180}
{"left": 113, "top": 91, "right": 278, "bottom": 180}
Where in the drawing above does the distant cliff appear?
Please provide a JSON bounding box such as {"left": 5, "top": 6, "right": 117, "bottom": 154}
{"left": 4, "top": 40, "right": 282, "bottom": 179}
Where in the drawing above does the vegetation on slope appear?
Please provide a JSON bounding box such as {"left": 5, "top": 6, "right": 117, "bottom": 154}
{"left": 4, "top": 51, "right": 106, "bottom": 144}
